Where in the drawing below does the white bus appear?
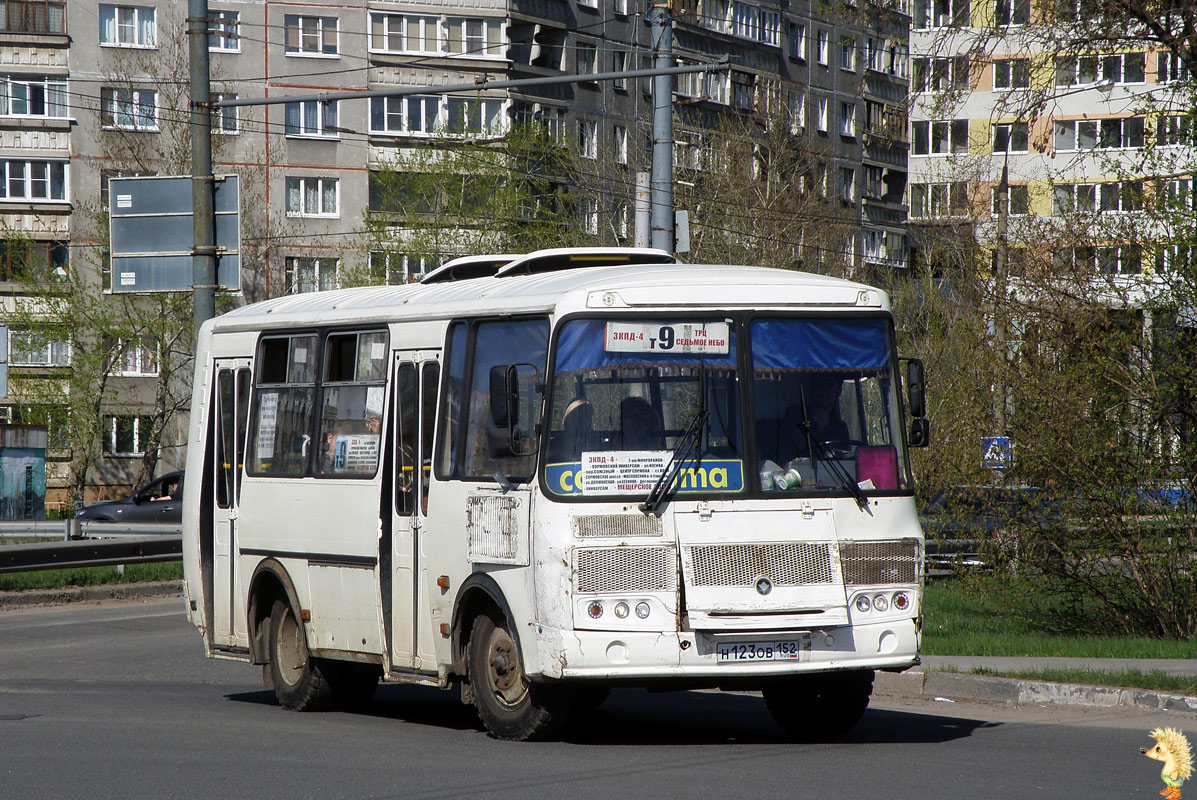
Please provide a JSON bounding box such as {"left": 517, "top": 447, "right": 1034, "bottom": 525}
{"left": 181, "top": 248, "right": 929, "bottom": 741}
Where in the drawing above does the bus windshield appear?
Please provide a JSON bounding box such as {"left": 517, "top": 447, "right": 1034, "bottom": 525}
{"left": 543, "top": 315, "right": 909, "bottom": 499}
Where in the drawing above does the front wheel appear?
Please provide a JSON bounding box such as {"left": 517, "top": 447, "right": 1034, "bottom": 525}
{"left": 467, "top": 613, "right": 575, "bottom": 741}
{"left": 268, "top": 599, "right": 335, "bottom": 711}
{"left": 762, "top": 669, "right": 874, "bottom": 741}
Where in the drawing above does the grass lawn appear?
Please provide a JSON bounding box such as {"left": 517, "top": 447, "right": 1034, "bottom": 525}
{"left": 962, "top": 666, "right": 1197, "bottom": 696}
{"left": 0, "top": 561, "right": 183, "bottom": 592}
{"left": 922, "top": 574, "right": 1197, "bottom": 659}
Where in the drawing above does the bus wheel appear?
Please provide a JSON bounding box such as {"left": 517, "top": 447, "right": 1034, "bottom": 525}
{"left": 268, "top": 599, "right": 334, "bottom": 711}
{"left": 467, "top": 612, "right": 575, "bottom": 741}
{"left": 761, "top": 669, "right": 874, "bottom": 741}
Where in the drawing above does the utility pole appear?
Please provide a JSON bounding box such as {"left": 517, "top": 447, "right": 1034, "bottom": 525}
{"left": 649, "top": 2, "right": 675, "bottom": 255}
{"left": 188, "top": 0, "right": 217, "bottom": 332}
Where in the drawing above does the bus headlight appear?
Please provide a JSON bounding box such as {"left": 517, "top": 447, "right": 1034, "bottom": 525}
{"left": 892, "top": 592, "right": 910, "bottom": 612}
{"left": 854, "top": 595, "right": 872, "bottom": 613}
{"left": 872, "top": 594, "right": 889, "bottom": 612}
{"left": 635, "top": 601, "right": 651, "bottom": 619}
{"left": 614, "top": 602, "right": 630, "bottom": 619}
{"left": 586, "top": 601, "right": 604, "bottom": 619}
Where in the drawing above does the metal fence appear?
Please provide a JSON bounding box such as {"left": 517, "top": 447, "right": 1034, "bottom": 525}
{"left": 0, "top": 520, "right": 181, "bottom": 574}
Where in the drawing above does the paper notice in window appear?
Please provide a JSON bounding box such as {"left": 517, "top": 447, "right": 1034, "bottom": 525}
{"left": 256, "top": 392, "right": 279, "bottom": 460}
{"left": 580, "top": 451, "right": 671, "bottom": 494}
{"left": 335, "top": 434, "right": 380, "bottom": 473}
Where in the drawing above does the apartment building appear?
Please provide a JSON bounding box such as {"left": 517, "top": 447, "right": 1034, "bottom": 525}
{"left": 908, "top": 0, "right": 1193, "bottom": 279}
{"left": 0, "top": 0, "right": 909, "bottom": 501}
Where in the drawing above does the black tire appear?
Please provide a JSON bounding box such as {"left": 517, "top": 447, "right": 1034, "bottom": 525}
{"left": 268, "top": 599, "right": 335, "bottom": 711}
{"left": 762, "top": 669, "right": 874, "bottom": 741}
{"left": 467, "top": 612, "right": 575, "bottom": 741}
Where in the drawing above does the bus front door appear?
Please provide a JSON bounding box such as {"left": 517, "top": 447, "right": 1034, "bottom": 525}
{"left": 212, "top": 359, "right": 251, "bottom": 648}
{"left": 389, "top": 353, "right": 440, "bottom": 672}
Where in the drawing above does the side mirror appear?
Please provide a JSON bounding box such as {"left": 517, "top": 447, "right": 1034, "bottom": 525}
{"left": 904, "top": 358, "right": 926, "bottom": 419}
{"left": 908, "top": 417, "right": 930, "bottom": 448}
{"left": 489, "top": 363, "right": 541, "bottom": 458}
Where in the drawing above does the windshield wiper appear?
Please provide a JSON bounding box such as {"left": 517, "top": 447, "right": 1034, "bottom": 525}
{"left": 640, "top": 407, "right": 708, "bottom": 517}
{"left": 797, "top": 386, "right": 869, "bottom": 510}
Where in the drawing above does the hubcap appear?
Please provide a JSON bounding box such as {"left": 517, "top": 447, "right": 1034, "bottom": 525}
{"left": 486, "top": 626, "right": 528, "bottom": 708}
{"left": 276, "top": 608, "right": 306, "bottom": 687}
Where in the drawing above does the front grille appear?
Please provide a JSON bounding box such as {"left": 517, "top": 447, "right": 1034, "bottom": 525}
{"left": 839, "top": 538, "right": 920, "bottom": 585}
{"left": 686, "top": 543, "right": 834, "bottom": 587}
{"left": 574, "top": 546, "right": 676, "bottom": 594}
{"left": 572, "top": 513, "right": 662, "bottom": 538}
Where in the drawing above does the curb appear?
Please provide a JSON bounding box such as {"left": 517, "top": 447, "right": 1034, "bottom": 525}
{"left": 0, "top": 580, "right": 182, "bottom": 611}
{"left": 875, "top": 669, "right": 1197, "bottom": 713}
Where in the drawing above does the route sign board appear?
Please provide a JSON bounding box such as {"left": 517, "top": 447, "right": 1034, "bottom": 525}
{"left": 109, "top": 175, "right": 240, "bottom": 292}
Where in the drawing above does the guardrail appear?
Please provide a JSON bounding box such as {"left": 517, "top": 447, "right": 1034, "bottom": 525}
{"left": 0, "top": 521, "right": 182, "bottom": 574}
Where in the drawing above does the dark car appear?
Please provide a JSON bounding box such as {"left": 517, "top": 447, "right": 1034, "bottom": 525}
{"left": 75, "top": 471, "right": 184, "bottom": 523}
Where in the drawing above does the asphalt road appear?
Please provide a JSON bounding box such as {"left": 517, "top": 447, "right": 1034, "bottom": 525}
{"left": 1, "top": 598, "right": 1191, "bottom": 800}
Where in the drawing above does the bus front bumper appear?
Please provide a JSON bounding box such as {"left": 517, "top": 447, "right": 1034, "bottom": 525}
{"left": 529, "top": 618, "right": 919, "bottom": 681}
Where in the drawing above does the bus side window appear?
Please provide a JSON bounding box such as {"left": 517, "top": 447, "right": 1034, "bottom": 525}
{"left": 395, "top": 362, "right": 418, "bottom": 514}
{"left": 436, "top": 322, "right": 467, "bottom": 479}
{"left": 420, "top": 361, "right": 439, "bottom": 510}
{"left": 249, "top": 334, "right": 318, "bottom": 476}
{"left": 216, "top": 369, "right": 235, "bottom": 509}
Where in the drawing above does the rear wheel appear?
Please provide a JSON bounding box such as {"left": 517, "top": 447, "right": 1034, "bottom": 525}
{"left": 467, "top": 612, "right": 575, "bottom": 741}
{"left": 762, "top": 669, "right": 874, "bottom": 741}
{"left": 268, "top": 599, "right": 335, "bottom": 711}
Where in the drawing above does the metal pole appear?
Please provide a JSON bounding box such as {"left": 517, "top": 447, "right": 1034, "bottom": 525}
{"left": 649, "top": 2, "right": 674, "bottom": 255}
{"left": 634, "top": 171, "right": 651, "bottom": 248}
{"left": 188, "top": 0, "right": 216, "bottom": 332}
{"left": 994, "top": 156, "right": 1009, "bottom": 434}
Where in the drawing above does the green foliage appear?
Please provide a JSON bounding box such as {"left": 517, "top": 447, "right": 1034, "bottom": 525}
{"left": 0, "top": 561, "right": 182, "bottom": 592}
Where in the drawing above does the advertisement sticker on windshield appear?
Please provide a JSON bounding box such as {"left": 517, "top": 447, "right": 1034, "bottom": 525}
{"left": 604, "top": 322, "right": 730, "bottom": 355}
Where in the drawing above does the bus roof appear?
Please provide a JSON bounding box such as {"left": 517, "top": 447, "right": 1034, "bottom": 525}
{"left": 208, "top": 260, "right": 888, "bottom": 334}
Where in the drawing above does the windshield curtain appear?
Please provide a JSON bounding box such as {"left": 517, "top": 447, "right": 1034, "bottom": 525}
{"left": 750, "top": 316, "right": 910, "bottom": 494}
{"left": 544, "top": 318, "right": 743, "bottom": 498}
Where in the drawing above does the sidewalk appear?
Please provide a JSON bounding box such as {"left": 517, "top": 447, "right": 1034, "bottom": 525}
{"left": 875, "top": 655, "right": 1197, "bottom": 713}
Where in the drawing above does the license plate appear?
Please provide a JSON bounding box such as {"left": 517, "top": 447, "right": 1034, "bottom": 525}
{"left": 716, "top": 637, "right": 809, "bottom": 663}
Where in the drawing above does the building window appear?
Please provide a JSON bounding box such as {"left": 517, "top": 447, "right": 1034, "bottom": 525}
{"left": 1052, "top": 181, "right": 1143, "bottom": 214}
{"left": 840, "top": 102, "right": 856, "bottom": 137}
{"left": 209, "top": 10, "right": 239, "bottom": 52}
{"left": 789, "top": 23, "right": 806, "bottom": 60}
{"left": 732, "top": 72, "right": 755, "bottom": 110}
{"left": 576, "top": 41, "right": 598, "bottom": 77}
{"left": 992, "top": 122, "right": 1028, "bottom": 152}
{"left": 285, "top": 256, "right": 338, "bottom": 293}
{"left": 368, "top": 13, "right": 503, "bottom": 58}
{"left": 0, "top": 76, "right": 68, "bottom": 118}
{"left": 112, "top": 338, "right": 157, "bottom": 376}
{"left": 104, "top": 414, "right": 153, "bottom": 456}
{"left": 0, "top": 238, "right": 67, "bottom": 281}
{"left": 580, "top": 196, "right": 598, "bottom": 235}
{"left": 994, "top": 0, "right": 1029, "bottom": 26}
{"left": 285, "top": 177, "right": 338, "bottom": 217}
{"left": 615, "top": 0, "right": 628, "bottom": 14}
{"left": 1055, "top": 53, "right": 1146, "bottom": 86}
{"left": 285, "top": 100, "right": 338, "bottom": 138}
{"left": 284, "top": 15, "right": 338, "bottom": 56}
{"left": 1159, "top": 51, "right": 1190, "bottom": 84}
{"left": 612, "top": 49, "right": 627, "bottom": 89}
{"left": 0, "top": 159, "right": 67, "bottom": 201}
{"left": 614, "top": 125, "right": 628, "bottom": 164}
{"left": 370, "top": 95, "right": 503, "bottom": 137}
{"left": 101, "top": 88, "right": 157, "bottom": 130}
{"left": 815, "top": 96, "right": 828, "bottom": 132}
{"left": 759, "top": 10, "right": 780, "bottom": 46}
{"left": 369, "top": 251, "right": 442, "bottom": 284}
{"left": 577, "top": 119, "right": 597, "bottom": 159}
{"left": 1157, "top": 115, "right": 1192, "bottom": 147}
{"left": 816, "top": 30, "right": 828, "bottom": 65}
{"left": 993, "top": 58, "right": 1029, "bottom": 90}
{"left": 913, "top": 0, "right": 971, "bottom": 29}
{"left": 910, "top": 182, "right": 969, "bottom": 218}
{"left": 0, "top": 0, "right": 65, "bottom": 34}
{"left": 911, "top": 119, "right": 969, "bottom": 155}
{"left": 1052, "top": 118, "right": 1143, "bottom": 151}
{"left": 788, "top": 90, "right": 805, "bottom": 133}
{"left": 212, "top": 93, "right": 238, "bottom": 133}
{"left": 840, "top": 167, "right": 855, "bottom": 203}
{"left": 730, "top": 2, "right": 758, "bottom": 39}
{"left": 991, "top": 184, "right": 1029, "bottom": 216}
{"left": 99, "top": 5, "right": 155, "bottom": 47}
{"left": 840, "top": 37, "right": 856, "bottom": 71}
{"left": 9, "top": 328, "right": 69, "bottom": 366}
{"left": 912, "top": 56, "right": 970, "bottom": 93}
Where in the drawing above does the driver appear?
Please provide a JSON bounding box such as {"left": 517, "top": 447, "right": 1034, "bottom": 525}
{"left": 788, "top": 374, "right": 849, "bottom": 450}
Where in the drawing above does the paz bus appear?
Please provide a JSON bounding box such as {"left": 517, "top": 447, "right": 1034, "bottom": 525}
{"left": 181, "top": 247, "right": 929, "bottom": 741}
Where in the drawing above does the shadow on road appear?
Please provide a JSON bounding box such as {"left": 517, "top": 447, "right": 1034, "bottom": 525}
{"left": 227, "top": 683, "right": 999, "bottom": 745}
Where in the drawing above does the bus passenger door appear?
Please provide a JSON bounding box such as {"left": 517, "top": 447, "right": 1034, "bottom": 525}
{"left": 212, "top": 359, "right": 251, "bottom": 648}
{"left": 390, "top": 352, "right": 440, "bottom": 671}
